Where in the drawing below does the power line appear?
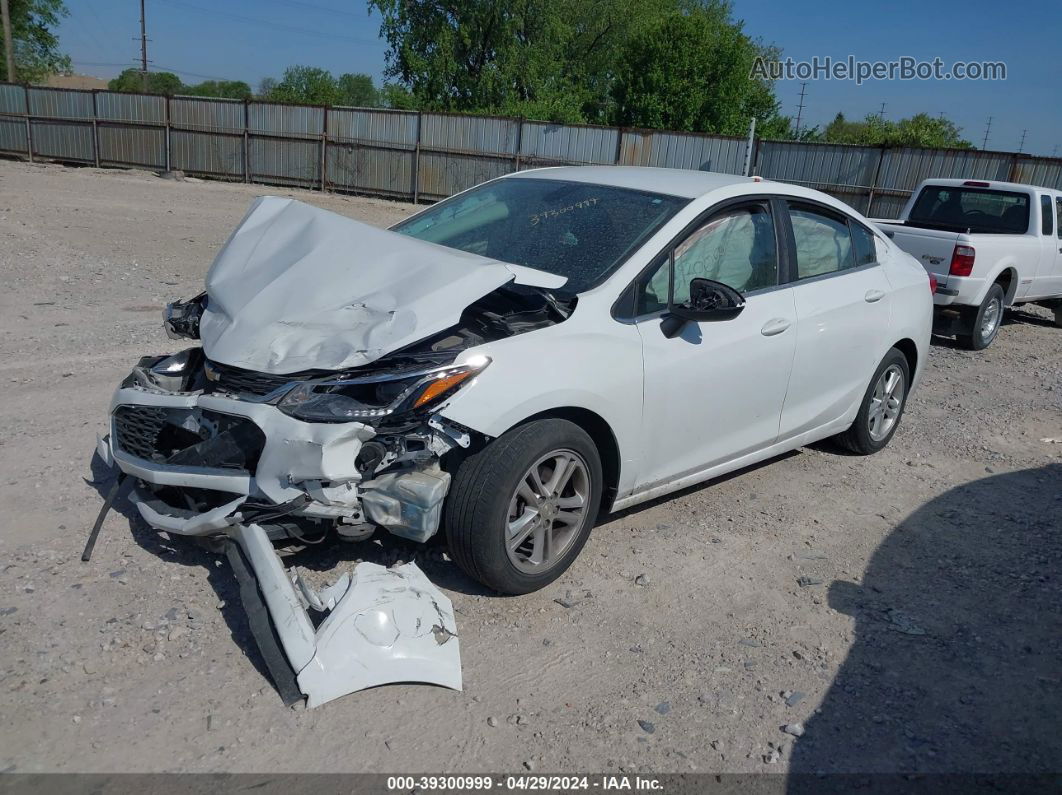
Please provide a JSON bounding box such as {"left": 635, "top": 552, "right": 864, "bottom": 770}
{"left": 71, "top": 59, "right": 234, "bottom": 82}
{"left": 981, "top": 116, "right": 992, "bottom": 150}
{"left": 156, "top": 0, "right": 382, "bottom": 45}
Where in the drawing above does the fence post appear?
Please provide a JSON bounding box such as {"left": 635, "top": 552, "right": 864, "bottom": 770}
{"left": 242, "top": 100, "right": 250, "bottom": 183}
{"left": 320, "top": 106, "right": 327, "bottom": 192}
{"left": 866, "top": 146, "right": 887, "bottom": 217}
{"left": 164, "top": 95, "right": 171, "bottom": 172}
{"left": 24, "top": 85, "right": 33, "bottom": 162}
{"left": 413, "top": 111, "right": 422, "bottom": 203}
{"left": 614, "top": 127, "right": 625, "bottom": 165}
{"left": 513, "top": 117, "right": 523, "bottom": 173}
{"left": 742, "top": 117, "right": 756, "bottom": 176}
{"left": 90, "top": 91, "right": 100, "bottom": 168}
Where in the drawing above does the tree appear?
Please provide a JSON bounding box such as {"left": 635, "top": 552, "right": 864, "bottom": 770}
{"left": 256, "top": 77, "right": 278, "bottom": 99}
{"left": 1, "top": 0, "right": 70, "bottom": 83}
{"left": 183, "top": 80, "right": 252, "bottom": 101}
{"left": 822, "top": 111, "right": 972, "bottom": 149}
{"left": 336, "top": 72, "right": 378, "bottom": 107}
{"left": 267, "top": 65, "right": 340, "bottom": 105}
{"left": 108, "top": 68, "right": 184, "bottom": 96}
{"left": 380, "top": 81, "right": 415, "bottom": 110}
{"left": 610, "top": 2, "right": 781, "bottom": 135}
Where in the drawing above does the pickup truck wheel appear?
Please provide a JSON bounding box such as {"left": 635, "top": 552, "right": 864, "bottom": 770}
{"left": 960, "top": 283, "right": 1005, "bottom": 350}
{"left": 444, "top": 419, "right": 602, "bottom": 595}
{"left": 833, "top": 348, "right": 910, "bottom": 455}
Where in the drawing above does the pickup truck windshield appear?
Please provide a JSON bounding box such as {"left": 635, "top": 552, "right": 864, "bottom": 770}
{"left": 908, "top": 186, "right": 1030, "bottom": 235}
{"left": 393, "top": 179, "right": 688, "bottom": 293}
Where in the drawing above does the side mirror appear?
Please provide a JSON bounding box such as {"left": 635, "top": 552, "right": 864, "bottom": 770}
{"left": 661, "top": 278, "right": 746, "bottom": 338}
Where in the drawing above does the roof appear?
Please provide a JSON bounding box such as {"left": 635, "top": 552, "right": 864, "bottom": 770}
{"left": 919, "top": 178, "right": 1059, "bottom": 194}
{"left": 508, "top": 166, "right": 753, "bottom": 198}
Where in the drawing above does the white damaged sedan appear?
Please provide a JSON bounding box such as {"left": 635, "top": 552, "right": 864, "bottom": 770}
{"left": 103, "top": 166, "right": 932, "bottom": 594}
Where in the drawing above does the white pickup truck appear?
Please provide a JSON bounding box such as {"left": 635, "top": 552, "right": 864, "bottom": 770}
{"left": 874, "top": 179, "right": 1062, "bottom": 349}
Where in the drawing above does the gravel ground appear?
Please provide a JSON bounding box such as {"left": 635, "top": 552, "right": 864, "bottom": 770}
{"left": 0, "top": 159, "right": 1059, "bottom": 775}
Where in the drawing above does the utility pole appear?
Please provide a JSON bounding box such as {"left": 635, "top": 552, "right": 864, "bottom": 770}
{"left": 1052, "top": 144, "right": 1059, "bottom": 159}
{"left": 1, "top": 0, "right": 16, "bottom": 83}
{"left": 139, "top": 0, "right": 149, "bottom": 92}
{"left": 878, "top": 102, "right": 886, "bottom": 121}
{"left": 981, "top": 116, "right": 992, "bottom": 150}
{"left": 794, "top": 82, "right": 807, "bottom": 138}
{"left": 1017, "top": 129, "right": 1027, "bottom": 154}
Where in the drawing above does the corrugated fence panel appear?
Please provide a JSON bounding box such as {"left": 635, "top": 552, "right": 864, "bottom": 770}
{"left": 0, "top": 83, "right": 26, "bottom": 114}
{"left": 27, "top": 87, "right": 94, "bottom": 119}
{"left": 421, "top": 113, "right": 516, "bottom": 156}
{"left": 1010, "top": 158, "right": 1062, "bottom": 191}
{"left": 170, "top": 96, "right": 243, "bottom": 132}
{"left": 758, "top": 141, "right": 881, "bottom": 189}
{"left": 95, "top": 91, "right": 165, "bottom": 124}
{"left": 520, "top": 122, "right": 619, "bottom": 166}
{"left": 249, "top": 102, "right": 323, "bottom": 138}
{"left": 98, "top": 125, "right": 166, "bottom": 168}
{"left": 250, "top": 136, "right": 319, "bottom": 186}
{"left": 620, "top": 130, "right": 747, "bottom": 174}
{"left": 329, "top": 107, "right": 417, "bottom": 147}
{"left": 877, "top": 148, "right": 1013, "bottom": 193}
{"left": 418, "top": 151, "right": 512, "bottom": 200}
{"left": 327, "top": 142, "right": 414, "bottom": 197}
{"left": 170, "top": 129, "right": 243, "bottom": 178}
{"left": 0, "top": 116, "right": 28, "bottom": 153}
{"left": 30, "top": 120, "right": 93, "bottom": 161}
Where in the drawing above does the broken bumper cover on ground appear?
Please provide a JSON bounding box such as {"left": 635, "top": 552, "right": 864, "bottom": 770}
{"left": 101, "top": 379, "right": 457, "bottom": 543}
{"left": 228, "top": 525, "right": 461, "bottom": 708}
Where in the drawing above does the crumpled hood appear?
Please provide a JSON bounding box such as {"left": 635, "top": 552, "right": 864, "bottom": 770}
{"left": 199, "top": 196, "right": 566, "bottom": 375}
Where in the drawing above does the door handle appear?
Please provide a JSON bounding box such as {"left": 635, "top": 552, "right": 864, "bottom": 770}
{"left": 864, "top": 289, "right": 886, "bottom": 303}
{"left": 760, "top": 317, "right": 791, "bottom": 336}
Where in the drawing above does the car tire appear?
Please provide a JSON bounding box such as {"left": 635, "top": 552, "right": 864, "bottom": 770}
{"left": 834, "top": 348, "right": 911, "bottom": 455}
{"left": 959, "top": 283, "right": 1005, "bottom": 350}
{"left": 444, "top": 419, "right": 602, "bottom": 595}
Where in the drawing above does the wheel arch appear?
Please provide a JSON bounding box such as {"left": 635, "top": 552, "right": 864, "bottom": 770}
{"left": 891, "top": 337, "right": 919, "bottom": 380}
{"left": 993, "top": 266, "right": 1019, "bottom": 305}
{"left": 514, "top": 407, "right": 621, "bottom": 514}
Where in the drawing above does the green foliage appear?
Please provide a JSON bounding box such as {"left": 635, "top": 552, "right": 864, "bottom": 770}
{"left": 257, "top": 77, "right": 278, "bottom": 99}
{"left": 107, "top": 69, "right": 184, "bottom": 96}
{"left": 380, "top": 82, "right": 415, "bottom": 110}
{"left": 182, "top": 80, "right": 252, "bottom": 101}
{"left": 822, "top": 112, "right": 973, "bottom": 149}
{"left": 368, "top": 0, "right": 781, "bottom": 132}
{"left": 1, "top": 0, "right": 70, "bottom": 83}
{"left": 263, "top": 65, "right": 379, "bottom": 107}
{"left": 610, "top": 2, "right": 780, "bottom": 135}
{"left": 336, "top": 72, "right": 378, "bottom": 107}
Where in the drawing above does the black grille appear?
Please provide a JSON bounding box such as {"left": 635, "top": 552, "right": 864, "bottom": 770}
{"left": 205, "top": 360, "right": 315, "bottom": 398}
{"left": 113, "top": 405, "right": 169, "bottom": 462}
{"left": 113, "top": 405, "right": 266, "bottom": 472}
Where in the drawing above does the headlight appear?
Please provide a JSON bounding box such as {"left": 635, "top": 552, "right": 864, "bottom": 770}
{"left": 278, "top": 357, "right": 490, "bottom": 423}
{"left": 164, "top": 293, "right": 207, "bottom": 340}
{"left": 150, "top": 347, "right": 197, "bottom": 375}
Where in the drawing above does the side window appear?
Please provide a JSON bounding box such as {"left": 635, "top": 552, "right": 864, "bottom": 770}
{"left": 635, "top": 203, "right": 777, "bottom": 314}
{"left": 1057, "top": 198, "right": 1062, "bottom": 239}
{"left": 1043, "top": 195, "right": 1055, "bottom": 236}
{"left": 850, "top": 221, "right": 878, "bottom": 267}
{"left": 788, "top": 203, "right": 855, "bottom": 279}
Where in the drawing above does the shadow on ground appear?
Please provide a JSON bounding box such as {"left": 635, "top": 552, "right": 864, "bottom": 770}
{"left": 788, "top": 464, "right": 1062, "bottom": 786}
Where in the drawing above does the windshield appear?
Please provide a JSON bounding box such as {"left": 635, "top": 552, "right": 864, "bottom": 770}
{"left": 908, "top": 186, "right": 1030, "bottom": 234}
{"left": 393, "top": 178, "right": 688, "bottom": 292}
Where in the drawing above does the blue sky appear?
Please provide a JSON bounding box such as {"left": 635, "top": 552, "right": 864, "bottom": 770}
{"left": 61, "top": 0, "right": 1061, "bottom": 156}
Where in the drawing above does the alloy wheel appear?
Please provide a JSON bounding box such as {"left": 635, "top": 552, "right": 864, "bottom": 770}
{"left": 868, "top": 364, "right": 905, "bottom": 442}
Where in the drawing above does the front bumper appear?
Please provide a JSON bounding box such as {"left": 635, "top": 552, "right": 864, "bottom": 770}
{"left": 105, "top": 370, "right": 457, "bottom": 543}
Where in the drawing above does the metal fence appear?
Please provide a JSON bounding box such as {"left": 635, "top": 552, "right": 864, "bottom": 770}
{"left": 3, "top": 83, "right": 1061, "bottom": 217}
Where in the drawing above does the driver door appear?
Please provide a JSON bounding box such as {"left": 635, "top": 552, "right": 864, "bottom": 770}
{"left": 630, "top": 199, "right": 797, "bottom": 491}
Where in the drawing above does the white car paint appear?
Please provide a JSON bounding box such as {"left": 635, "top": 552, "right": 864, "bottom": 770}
{"left": 103, "top": 165, "right": 932, "bottom": 706}
{"left": 874, "top": 178, "right": 1062, "bottom": 310}
{"left": 438, "top": 167, "right": 932, "bottom": 508}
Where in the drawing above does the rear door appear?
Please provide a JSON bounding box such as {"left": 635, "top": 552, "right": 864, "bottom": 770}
{"left": 1032, "top": 194, "right": 1062, "bottom": 298}
{"left": 778, "top": 201, "right": 893, "bottom": 440}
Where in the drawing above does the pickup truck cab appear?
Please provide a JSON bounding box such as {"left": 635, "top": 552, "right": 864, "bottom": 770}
{"left": 874, "top": 179, "right": 1062, "bottom": 349}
